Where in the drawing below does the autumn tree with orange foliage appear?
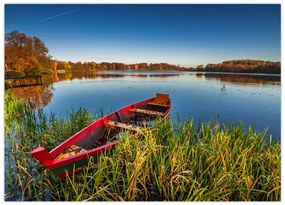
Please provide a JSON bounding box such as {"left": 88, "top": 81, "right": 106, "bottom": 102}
{"left": 5, "top": 30, "right": 54, "bottom": 75}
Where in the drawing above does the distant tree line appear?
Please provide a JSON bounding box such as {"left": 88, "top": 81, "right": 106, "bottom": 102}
{"left": 5, "top": 30, "right": 281, "bottom": 75}
{"left": 197, "top": 60, "right": 280, "bottom": 74}
{"left": 56, "top": 61, "right": 191, "bottom": 71}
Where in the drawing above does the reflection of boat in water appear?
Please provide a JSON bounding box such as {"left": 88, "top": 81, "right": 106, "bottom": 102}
{"left": 32, "top": 93, "right": 171, "bottom": 178}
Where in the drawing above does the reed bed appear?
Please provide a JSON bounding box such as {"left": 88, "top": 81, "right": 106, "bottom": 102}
{"left": 4, "top": 91, "right": 281, "bottom": 201}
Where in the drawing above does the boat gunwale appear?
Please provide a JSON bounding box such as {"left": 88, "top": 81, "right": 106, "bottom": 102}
{"left": 32, "top": 95, "right": 171, "bottom": 172}
{"left": 49, "top": 97, "right": 155, "bottom": 157}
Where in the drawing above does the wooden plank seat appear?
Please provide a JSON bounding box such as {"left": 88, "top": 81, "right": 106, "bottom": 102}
{"left": 147, "top": 93, "right": 170, "bottom": 107}
{"left": 147, "top": 101, "right": 170, "bottom": 107}
{"left": 106, "top": 120, "right": 141, "bottom": 132}
{"left": 130, "top": 108, "right": 165, "bottom": 117}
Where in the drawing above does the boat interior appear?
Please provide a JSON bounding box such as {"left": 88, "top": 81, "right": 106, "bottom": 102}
{"left": 56, "top": 94, "right": 170, "bottom": 160}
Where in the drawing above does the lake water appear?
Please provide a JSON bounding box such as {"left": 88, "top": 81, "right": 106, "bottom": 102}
{"left": 11, "top": 70, "right": 281, "bottom": 140}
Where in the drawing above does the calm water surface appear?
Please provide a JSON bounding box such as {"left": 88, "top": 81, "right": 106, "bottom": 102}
{"left": 12, "top": 70, "right": 281, "bottom": 140}
{"left": 6, "top": 70, "right": 281, "bottom": 200}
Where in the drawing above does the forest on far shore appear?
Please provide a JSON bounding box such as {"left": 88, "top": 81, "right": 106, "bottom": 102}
{"left": 5, "top": 30, "right": 281, "bottom": 76}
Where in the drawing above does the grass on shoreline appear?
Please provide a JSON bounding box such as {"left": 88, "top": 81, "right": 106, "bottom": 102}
{"left": 4, "top": 91, "right": 281, "bottom": 201}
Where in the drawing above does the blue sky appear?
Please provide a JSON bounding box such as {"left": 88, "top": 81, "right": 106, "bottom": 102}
{"left": 5, "top": 4, "right": 281, "bottom": 67}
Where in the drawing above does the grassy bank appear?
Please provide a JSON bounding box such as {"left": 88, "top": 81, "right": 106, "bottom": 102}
{"left": 4, "top": 91, "right": 281, "bottom": 201}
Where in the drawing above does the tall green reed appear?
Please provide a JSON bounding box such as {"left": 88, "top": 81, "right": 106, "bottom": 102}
{"left": 4, "top": 91, "right": 281, "bottom": 201}
{"left": 55, "top": 119, "right": 280, "bottom": 201}
{"left": 4, "top": 91, "right": 94, "bottom": 200}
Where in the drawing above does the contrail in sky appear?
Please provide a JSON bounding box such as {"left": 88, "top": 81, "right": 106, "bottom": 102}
{"left": 35, "top": 6, "right": 90, "bottom": 24}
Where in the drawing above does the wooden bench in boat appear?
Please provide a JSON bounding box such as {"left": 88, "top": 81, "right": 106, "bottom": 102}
{"left": 106, "top": 120, "right": 141, "bottom": 132}
{"left": 130, "top": 108, "right": 165, "bottom": 117}
{"left": 147, "top": 93, "right": 170, "bottom": 107}
{"left": 147, "top": 102, "right": 170, "bottom": 107}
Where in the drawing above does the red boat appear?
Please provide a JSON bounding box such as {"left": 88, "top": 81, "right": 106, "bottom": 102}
{"left": 32, "top": 93, "right": 171, "bottom": 178}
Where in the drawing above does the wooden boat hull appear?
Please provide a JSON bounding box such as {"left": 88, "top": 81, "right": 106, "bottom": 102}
{"left": 32, "top": 94, "right": 171, "bottom": 178}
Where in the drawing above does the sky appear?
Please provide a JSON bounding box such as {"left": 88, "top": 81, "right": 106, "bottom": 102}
{"left": 4, "top": 4, "right": 281, "bottom": 67}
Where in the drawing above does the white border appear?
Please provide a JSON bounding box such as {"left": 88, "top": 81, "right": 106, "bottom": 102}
{"left": 1, "top": 1, "right": 283, "bottom": 204}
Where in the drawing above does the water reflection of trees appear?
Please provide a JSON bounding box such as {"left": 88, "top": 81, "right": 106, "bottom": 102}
{"left": 195, "top": 73, "right": 205, "bottom": 78}
{"left": 10, "top": 71, "right": 180, "bottom": 108}
{"left": 202, "top": 73, "right": 280, "bottom": 86}
{"left": 10, "top": 75, "right": 54, "bottom": 109}
{"left": 10, "top": 71, "right": 280, "bottom": 109}
{"left": 57, "top": 71, "right": 179, "bottom": 80}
